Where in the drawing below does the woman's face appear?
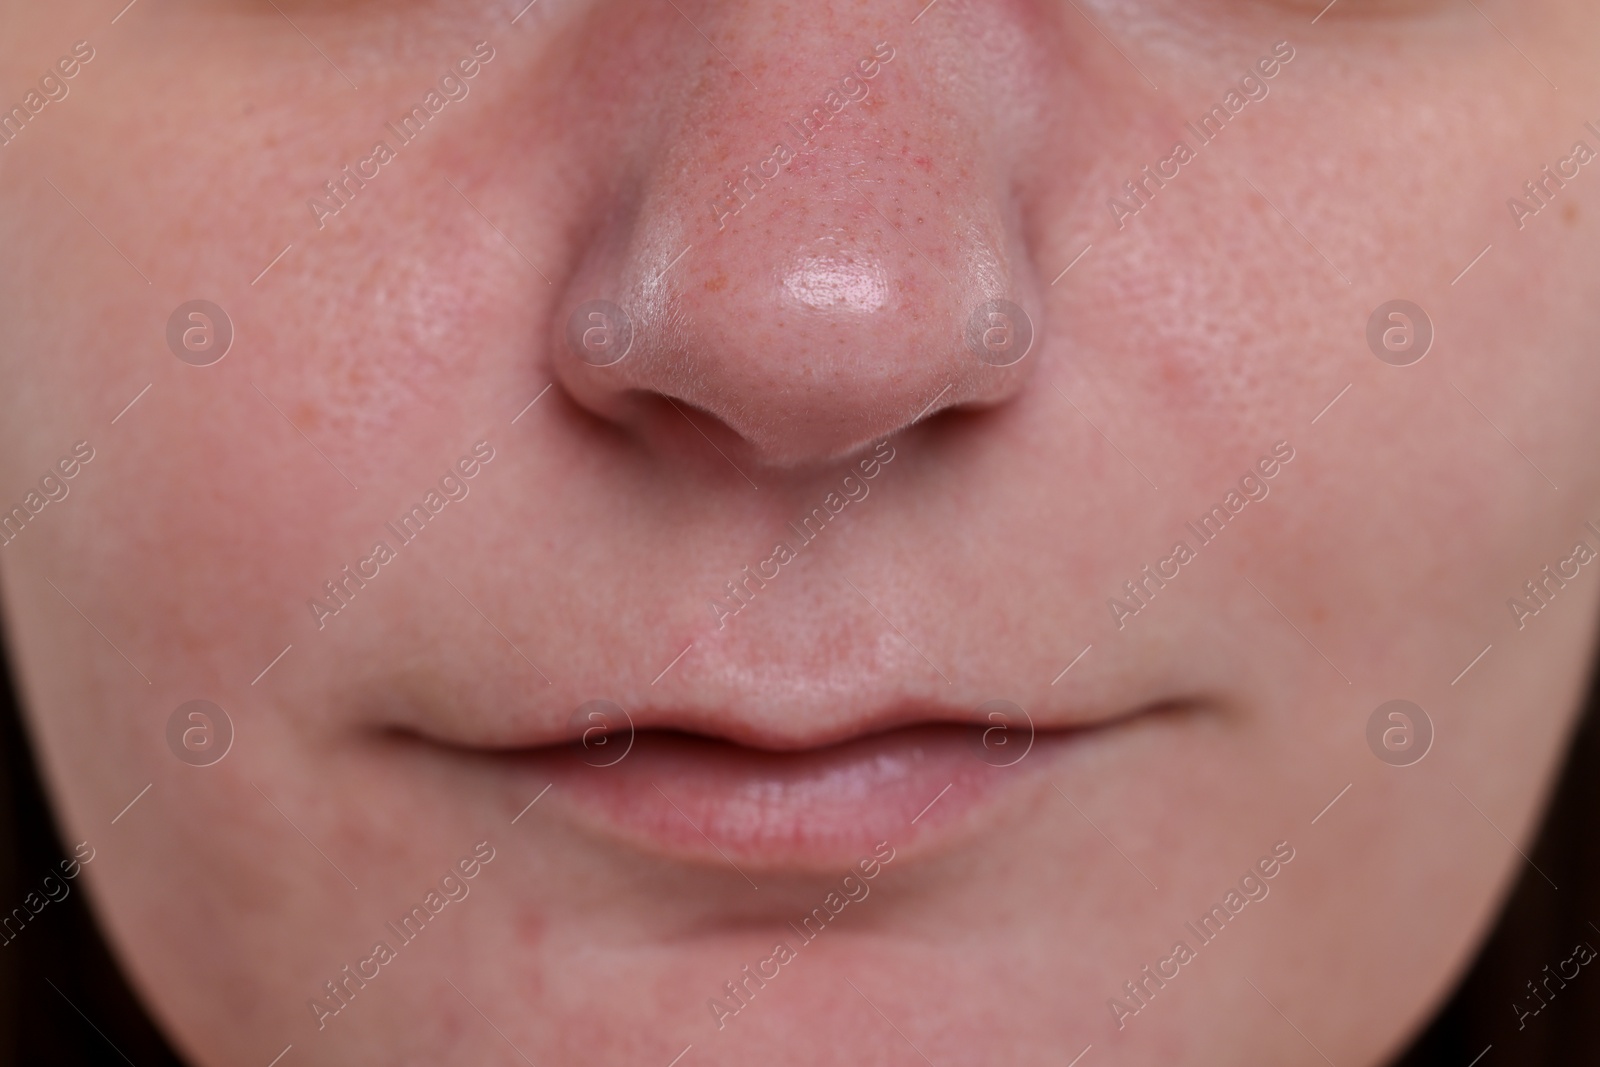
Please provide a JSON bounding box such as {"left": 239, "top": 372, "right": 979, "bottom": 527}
{"left": 2, "top": 0, "right": 1598, "bottom": 1063}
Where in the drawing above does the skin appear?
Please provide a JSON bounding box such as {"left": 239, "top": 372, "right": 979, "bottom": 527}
{"left": 2, "top": 0, "right": 1599, "bottom": 1063}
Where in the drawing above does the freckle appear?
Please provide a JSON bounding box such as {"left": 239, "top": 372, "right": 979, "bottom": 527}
{"left": 705, "top": 272, "right": 728, "bottom": 293}
{"left": 1563, "top": 202, "right": 1580, "bottom": 226}
{"left": 1309, "top": 605, "right": 1328, "bottom": 625}
{"left": 294, "top": 402, "right": 321, "bottom": 431}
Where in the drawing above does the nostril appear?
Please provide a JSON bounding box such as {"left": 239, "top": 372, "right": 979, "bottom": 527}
{"left": 641, "top": 392, "right": 770, "bottom": 489}
{"left": 549, "top": 282, "right": 1044, "bottom": 474}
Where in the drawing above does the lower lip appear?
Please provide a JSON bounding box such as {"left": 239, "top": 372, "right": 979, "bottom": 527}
{"left": 509, "top": 724, "right": 1061, "bottom": 871}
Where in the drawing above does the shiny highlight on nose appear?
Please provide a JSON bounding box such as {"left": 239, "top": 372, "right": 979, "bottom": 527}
{"left": 782, "top": 254, "right": 890, "bottom": 314}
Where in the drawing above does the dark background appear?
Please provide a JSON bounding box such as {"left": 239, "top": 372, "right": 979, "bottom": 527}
{"left": 2, "top": 642, "right": 1597, "bottom": 1064}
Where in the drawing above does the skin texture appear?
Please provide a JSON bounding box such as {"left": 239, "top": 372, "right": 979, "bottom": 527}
{"left": 2, "top": 0, "right": 1600, "bottom": 1063}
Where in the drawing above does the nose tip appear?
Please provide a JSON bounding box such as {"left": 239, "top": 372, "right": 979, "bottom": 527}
{"left": 548, "top": 26, "right": 1045, "bottom": 471}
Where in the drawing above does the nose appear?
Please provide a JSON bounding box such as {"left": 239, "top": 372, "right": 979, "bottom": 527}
{"left": 549, "top": 3, "right": 1048, "bottom": 470}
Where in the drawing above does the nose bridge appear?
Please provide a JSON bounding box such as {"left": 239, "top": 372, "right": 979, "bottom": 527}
{"left": 549, "top": 4, "right": 1043, "bottom": 469}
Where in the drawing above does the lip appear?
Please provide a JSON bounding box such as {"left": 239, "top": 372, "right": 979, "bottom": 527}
{"left": 376, "top": 676, "right": 1181, "bottom": 872}
{"left": 433, "top": 717, "right": 1103, "bottom": 873}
